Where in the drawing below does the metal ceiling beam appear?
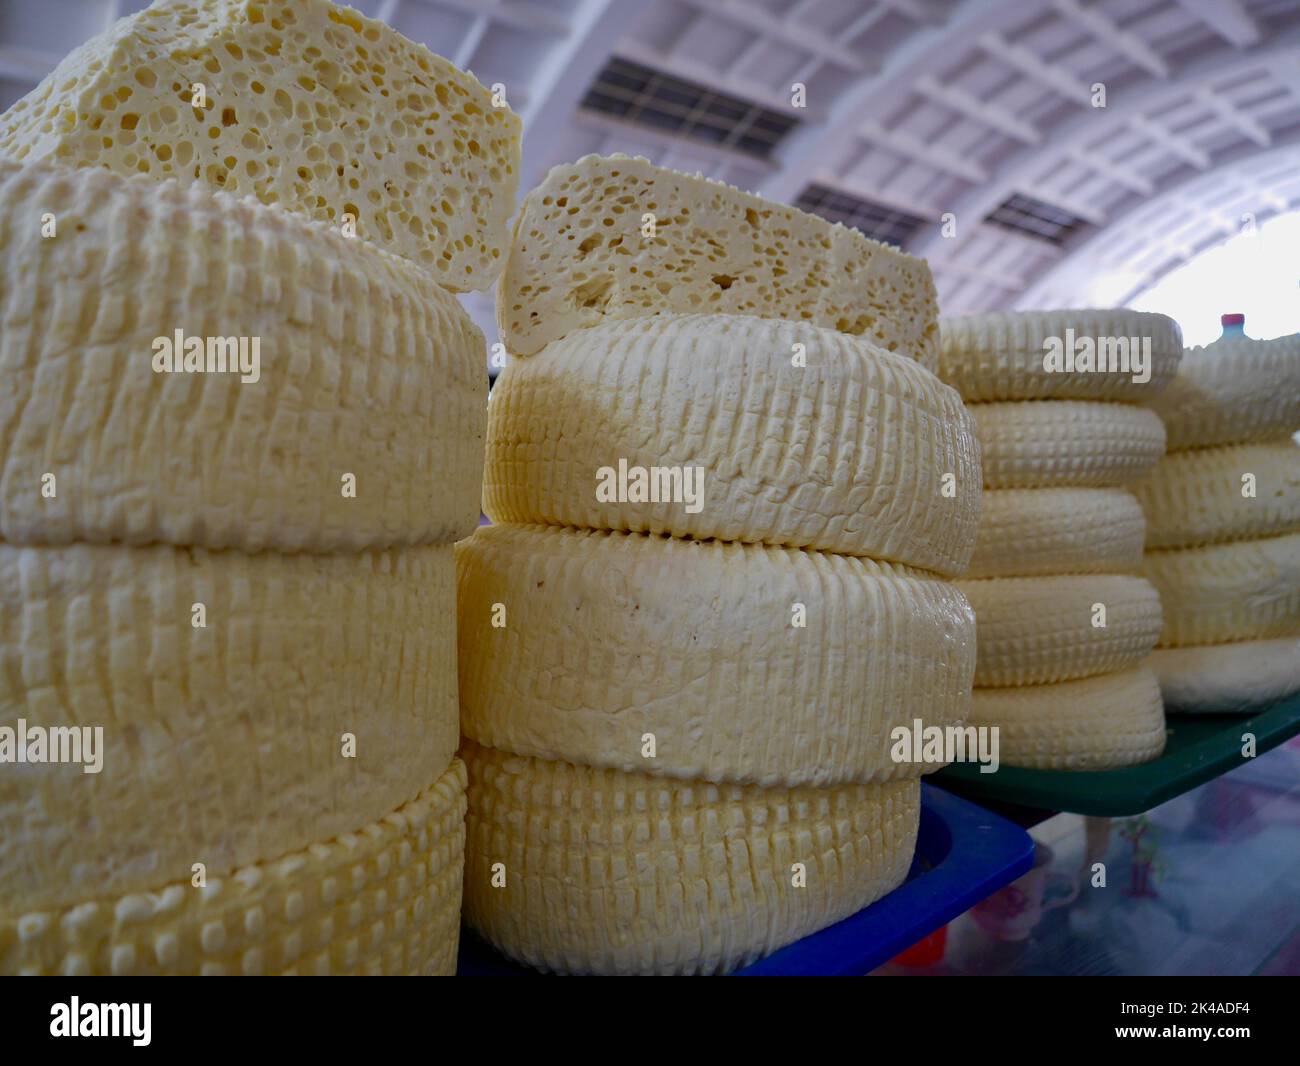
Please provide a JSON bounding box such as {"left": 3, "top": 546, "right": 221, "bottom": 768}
{"left": 1053, "top": 0, "right": 1169, "bottom": 79}
{"left": 1173, "top": 0, "right": 1261, "bottom": 49}
{"left": 1016, "top": 136, "right": 1300, "bottom": 309}
{"left": 858, "top": 118, "right": 989, "bottom": 182}
{"left": 978, "top": 31, "right": 1093, "bottom": 104}
{"left": 675, "top": 0, "right": 877, "bottom": 74}
{"left": 0, "top": 46, "right": 60, "bottom": 83}
{"left": 909, "top": 23, "right": 1300, "bottom": 260}
{"left": 913, "top": 75, "right": 1043, "bottom": 143}
{"left": 1130, "top": 114, "right": 1210, "bottom": 169}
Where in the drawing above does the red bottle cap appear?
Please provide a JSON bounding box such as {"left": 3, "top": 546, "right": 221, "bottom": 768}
{"left": 1221, "top": 313, "right": 1245, "bottom": 326}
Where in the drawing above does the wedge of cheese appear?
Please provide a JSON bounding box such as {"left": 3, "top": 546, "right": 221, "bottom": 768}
{"left": 1, "top": 760, "right": 466, "bottom": 976}
{"left": 0, "top": 161, "right": 485, "bottom": 552}
{"left": 461, "top": 743, "right": 917, "bottom": 975}
{"left": 970, "top": 400, "right": 1166, "bottom": 489}
{"left": 1150, "top": 334, "right": 1300, "bottom": 452}
{"left": 499, "top": 154, "right": 940, "bottom": 367}
{"left": 966, "top": 488, "right": 1145, "bottom": 578}
{"left": 958, "top": 574, "right": 1162, "bottom": 687}
{"left": 456, "top": 524, "right": 976, "bottom": 788}
{"left": 486, "top": 313, "right": 981, "bottom": 575}
{"left": 0, "top": 0, "right": 520, "bottom": 289}
{"left": 1133, "top": 439, "right": 1300, "bottom": 550}
{"left": 0, "top": 541, "right": 458, "bottom": 912}
{"left": 939, "top": 309, "right": 1182, "bottom": 402}
{"left": 1144, "top": 532, "right": 1300, "bottom": 647}
{"left": 969, "top": 668, "right": 1166, "bottom": 770}
{"left": 1148, "top": 639, "right": 1300, "bottom": 714}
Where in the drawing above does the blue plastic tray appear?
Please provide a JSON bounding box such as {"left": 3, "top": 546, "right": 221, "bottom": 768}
{"left": 456, "top": 782, "right": 1034, "bottom": 976}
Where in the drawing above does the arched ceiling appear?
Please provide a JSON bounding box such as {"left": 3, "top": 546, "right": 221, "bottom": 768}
{"left": 3, "top": 0, "right": 1298, "bottom": 325}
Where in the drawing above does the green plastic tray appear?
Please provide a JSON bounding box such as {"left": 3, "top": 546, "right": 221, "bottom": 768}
{"left": 934, "top": 691, "right": 1300, "bottom": 817}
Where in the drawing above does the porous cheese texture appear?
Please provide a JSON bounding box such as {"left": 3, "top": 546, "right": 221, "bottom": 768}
{"left": 1148, "top": 639, "right": 1300, "bottom": 714}
{"left": 1, "top": 760, "right": 467, "bottom": 976}
{"left": 1144, "top": 532, "right": 1300, "bottom": 647}
{"left": 970, "top": 400, "right": 1166, "bottom": 489}
{"left": 0, "top": 541, "right": 458, "bottom": 912}
{"left": 0, "top": 0, "right": 520, "bottom": 289}
{"left": 1150, "top": 334, "right": 1300, "bottom": 452}
{"left": 485, "top": 313, "right": 981, "bottom": 575}
{"left": 456, "top": 524, "right": 976, "bottom": 788}
{"left": 461, "top": 743, "right": 917, "bottom": 975}
{"left": 0, "top": 160, "right": 486, "bottom": 553}
{"left": 966, "top": 488, "right": 1145, "bottom": 578}
{"left": 958, "top": 574, "right": 1162, "bottom": 687}
{"left": 968, "top": 668, "right": 1166, "bottom": 771}
{"left": 938, "top": 309, "right": 1182, "bottom": 402}
{"left": 499, "top": 154, "right": 940, "bottom": 368}
{"left": 1132, "top": 439, "right": 1300, "bottom": 550}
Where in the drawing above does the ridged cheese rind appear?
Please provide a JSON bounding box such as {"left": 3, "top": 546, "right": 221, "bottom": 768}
{"left": 1133, "top": 439, "right": 1300, "bottom": 550}
{"left": 461, "top": 743, "right": 917, "bottom": 975}
{"left": 456, "top": 524, "right": 976, "bottom": 787}
{"left": 958, "top": 574, "right": 1162, "bottom": 686}
{"left": 499, "top": 154, "right": 940, "bottom": 368}
{"left": 0, "top": 0, "right": 520, "bottom": 289}
{"left": 970, "top": 400, "right": 1166, "bottom": 489}
{"left": 0, "top": 760, "right": 467, "bottom": 976}
{"left": 1150, "top": 335, "right": 1300, "bottom": 452}
{"left": 966, "top": 488, "right": 1145, "bottom": 578}
{"left": 1148, "top": 639, "right": 1300, "bottom": 713}
{"left": 968, "top": 668, "right": 1166, "bottom": 770}
{"left": 1144, "top": 533, "right": 1300, "bottom": 647}
{"left": 0, "top": 160, "right": 486, "bottom": 552}
{"left": 485, "top": 314, "right": 981, "bottom": 575}
{"left": 0, "top": 541, "right": 458, "bottom": 912}
{"left": 939, "top": 309, "right": 1182, "bottom": 402}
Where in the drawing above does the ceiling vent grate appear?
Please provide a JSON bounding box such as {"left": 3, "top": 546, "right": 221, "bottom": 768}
{"left": 985, "top": 193, "right": 1092, "bottom": 246}
{"left": 580, "top": 57, "right": 799, "bottom": 160}
{"left": 794, "top": 184, "right": 927, "bottom": 248}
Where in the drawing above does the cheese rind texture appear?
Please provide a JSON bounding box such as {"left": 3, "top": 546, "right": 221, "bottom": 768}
{"left": 0, "top": 160, "right": 486, "bottom": 552}
{"left": 461, "top": 743, "right": 917, "bottom": 975}
{"left": 485, "top": 314, "right": 981, "bottom": 575}
{"left": 1, "top": 759, "right": 467, "bottom": 976}
{"left": 0, "top": 0, "right": 520, "bottom": 289}
{"left": 939, "top": 309, "right": 1182, "bottom": 402}
{"left": 967, "top": 488, "right": 1145, "bottom": 578}
{"left": 1150, "top": 335, "right": 1300, "bottom": 452}
{"left": 969, "top": 401, "right": 1166, "bottom": 489}
{"left": 958, "top": 574, "right": 1162, "bottom": 687}
{"left": 499, "top": 154, "right": 940, "bottom": 368}
{"left": 1132, "top": 439, "right": 1300, "bottom": 550}
{"left": 1148, "top": 639, "right": 1300, "bottom": 714}
{"left": 456, "top": 524, "right": 976, "bottom": 787}
{"left": 0, "top": 542, "right": 459, "bottom": 912}
{"left": 1144, "top": 533, "right": 1300, "bottom": 647}
{"left": 968, "top": 668, "right": 1166, "bottom": 770}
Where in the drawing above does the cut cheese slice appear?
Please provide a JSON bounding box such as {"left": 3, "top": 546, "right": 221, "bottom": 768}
{"left": 970, "top": 400, "right": 1166, "bottom": 489}
{"left": 0, "top": 541, "right": 458, "bottom": 912}
{"left": 499, "top": 154, "right": 940, "bottom": 368}
{"left": 0, "top": 161, "right": 486, "bottom": 552}
{"left": 485, "top": 313, "right": 981, "bottom": 575}
{"left": 0, "top": 0, "right": 520, "bottom": 289}
{"left": 939, "top": 309, "right": 1182, "bottom": 402}
{"left": 1, "top": 760, "right": 467, "bottom": 976}
{"left": 958, "top": 574, "right": 1162, "bottom": 687}
{"left": 968, "top": 668, "right": 1166, "bottom": 771}
{"left": 461, "top": 742, "right": 916, "bottom": 975}
{"left": 1144, "top": 532, "right": 1300, "bottom": 647}
{"left": 1148, "top": 639, "right": 1300, "bottom": 714}
{"left": 1133, "top": 439, "right": 1300, "bottom": 550}
{"left": 456, "top": 524, "right": 976, "bottom": 787}
{"left": 966, "top": 488, "right": 1145, "bottom": 578}
{"left": 1150, "top": 334, "right": 1300, "bottom": 452}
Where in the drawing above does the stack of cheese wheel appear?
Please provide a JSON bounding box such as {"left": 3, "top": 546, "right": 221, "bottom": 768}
{"left": 0, "top": 0, "right": 520, "bottom": 975}
{"left": 1136, "top": 333, "right": 1300, "bottom": 712}
{"left": 456, "top": 154, "right": 982, "bottom": 974}
{"left": 937, "top": 310, "right": 1183, "bottom": 770}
